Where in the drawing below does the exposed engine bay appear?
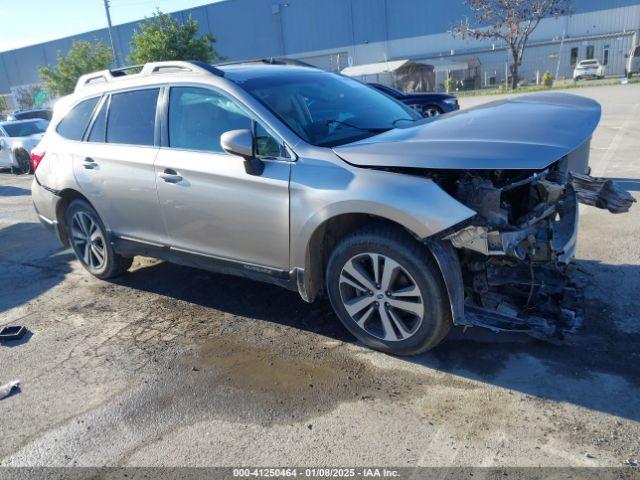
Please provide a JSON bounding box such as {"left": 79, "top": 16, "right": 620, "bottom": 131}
{"left": 414, "top": 155, "right": 634, "bottom": 342}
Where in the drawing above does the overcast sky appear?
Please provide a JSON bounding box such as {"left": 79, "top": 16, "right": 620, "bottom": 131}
{"left": 0, "top": 0, "right": 220, "bottom": 52}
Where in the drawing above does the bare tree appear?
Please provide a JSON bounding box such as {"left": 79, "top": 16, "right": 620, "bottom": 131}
{"left": 451, "top": 0, "right": 572, "bottom": 89}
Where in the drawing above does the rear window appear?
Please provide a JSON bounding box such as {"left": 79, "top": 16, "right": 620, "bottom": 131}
{"left": 3, "top": 120, "right": 48, "bottom": 137}
{"left": 580, "top": 60, "right": 598, "bottom": 66}
{"left": 106, "top": 89, "right": 159, "bottom": 146}
{"left": 56, "top": 97, "right": 100, "bottom": 140}
{"left": 15, "top": 110, "right": 52, "bottom": 121}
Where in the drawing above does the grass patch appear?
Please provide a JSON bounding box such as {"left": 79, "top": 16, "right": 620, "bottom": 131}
{"left": 454, "top": 77, "right": 640, "bottom": 97}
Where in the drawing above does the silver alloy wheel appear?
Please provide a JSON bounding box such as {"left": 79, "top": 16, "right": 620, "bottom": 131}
{"left": 423, "top": 107, "right": 440, "bottom": 118}
{"left": 338, "top": 252, "right": 425, "bottom": 342}
{"left": 70, "top": 211, "right": 106, "bottom": 269}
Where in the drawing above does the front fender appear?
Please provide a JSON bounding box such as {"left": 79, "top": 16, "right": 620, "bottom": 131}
{"left": 290, "top": 158, "right": 476, "bottom": 269}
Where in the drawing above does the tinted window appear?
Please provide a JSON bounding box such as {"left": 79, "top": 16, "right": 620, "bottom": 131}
{"left": 3, "top": 120, "right": 48, "bottom": 137}
{"left": 169, "top": 87, "right": 252, "bottom": 153}
{"left": 14, "top": 110, "right": 52, "bottom": 121}
{"left": 255, "top": 122, "right": 283, "bottom": 158}
{"left": 88, "top": 98, "right": 107, "bottom": 143}
{"left": 107, "top": 89, "right": 159, "bottom": 146}
{"left": 634, "top": 46, "right": 640, "bottom": 57}
{"left": 57, "top": 97, "right": 99, "bottom": 140}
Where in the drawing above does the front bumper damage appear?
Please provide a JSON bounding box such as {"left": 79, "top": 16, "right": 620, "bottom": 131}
{"left": 437, "top": 159, "right": 635, "bottom": 342}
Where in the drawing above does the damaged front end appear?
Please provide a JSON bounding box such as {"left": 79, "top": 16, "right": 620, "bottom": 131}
{"left": 435, "top": 158, "right": 635, "bottom": 342}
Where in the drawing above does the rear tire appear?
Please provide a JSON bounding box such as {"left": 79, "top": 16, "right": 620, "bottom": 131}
{"left": 14, "top": 149, "right": 32, "bottom": 175}
{"left": 326, "top": 225, "right": 452, "bottom": 356}
{"left": 65, "top": 199, "right": 132, "bottom": 279}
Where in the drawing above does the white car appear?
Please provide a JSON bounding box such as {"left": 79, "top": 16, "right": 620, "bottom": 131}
{"left": 0, "top": 119, "right": 48, "bottom": 174}
{"left": 627, "top": 45, "right": 640, "bottom": 78}
{"left": 573, "top": 59, "right": 605, "bottom": 81}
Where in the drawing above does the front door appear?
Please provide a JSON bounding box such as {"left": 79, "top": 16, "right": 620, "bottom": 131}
{"left": 154, "top": 86, "right": 290, "bottom": 270}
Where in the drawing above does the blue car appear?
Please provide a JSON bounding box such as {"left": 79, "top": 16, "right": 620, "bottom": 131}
{"left": 369, "top": 83, "right": 459, "bottom": 117}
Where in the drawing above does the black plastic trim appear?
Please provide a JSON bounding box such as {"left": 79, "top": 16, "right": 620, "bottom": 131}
{"left": 111, "top": 235, "right": 296, "bottom": 291}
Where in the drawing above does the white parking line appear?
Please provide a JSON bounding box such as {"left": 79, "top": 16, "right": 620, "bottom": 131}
{"left": 591, "top": 103, "right": 640, "bottom": 178}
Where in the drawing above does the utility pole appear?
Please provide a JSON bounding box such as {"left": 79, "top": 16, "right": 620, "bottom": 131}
{"left": 103, "top": 0, "right": 119, "bottom": 67}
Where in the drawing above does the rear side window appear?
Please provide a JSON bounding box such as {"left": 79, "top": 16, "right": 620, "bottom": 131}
{"left": 107, "top": 89, "right": 159, "bottom": 146}
{"left": 57, "top": 97, "right": 99, "bottom": 140}
{"left": 88, "top": 99, "right": 107, "bottom": 143}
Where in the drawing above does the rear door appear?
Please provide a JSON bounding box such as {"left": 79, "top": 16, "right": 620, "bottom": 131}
{"left": 72, "top": 88, "right": 168, "bottom": 245}
{"left": 154, "top": 85, "right": 291, "bottom": 270}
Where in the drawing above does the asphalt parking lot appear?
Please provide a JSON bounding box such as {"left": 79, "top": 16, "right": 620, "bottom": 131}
{"left": 1, "top": 84, "right": 639, "bottom": 468}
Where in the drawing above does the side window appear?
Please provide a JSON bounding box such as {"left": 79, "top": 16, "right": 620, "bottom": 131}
{"left": 56, "top": 97, "right": 99, "bottom": 141}
{"left": 107, "top": 89, "right": 159, "bottom": 146}
{"left": 255, "top": 122, "right": 284, "bottom": 158}
{"left": 168, "top": 87, "right": 252, "bottom": 153}
{"left": 87, "top": 98, "right": 108, "bottom": 143}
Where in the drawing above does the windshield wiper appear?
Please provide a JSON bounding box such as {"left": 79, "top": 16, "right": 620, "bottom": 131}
{"left": 325, "top": 119, "right": 390, "bottom": 133}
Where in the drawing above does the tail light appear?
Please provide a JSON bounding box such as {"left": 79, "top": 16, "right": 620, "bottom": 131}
{"left": 30, "top": 151, "right": 45, "bottom": 171}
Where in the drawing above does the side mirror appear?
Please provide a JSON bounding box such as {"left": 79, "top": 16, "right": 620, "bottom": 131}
{"left": 220, "top": 129, "right": 264, "bottom": 175}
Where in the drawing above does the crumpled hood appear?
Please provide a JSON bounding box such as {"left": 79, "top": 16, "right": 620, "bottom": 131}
{"left": 334, "top": 92, "right": 601, "bottom": 170}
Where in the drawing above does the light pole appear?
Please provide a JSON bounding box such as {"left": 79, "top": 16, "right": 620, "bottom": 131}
{"left": 103, "top": 0, "right": 119, "bottom": 67}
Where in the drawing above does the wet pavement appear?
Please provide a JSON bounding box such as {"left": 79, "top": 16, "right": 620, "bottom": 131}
{"left": 1, "top": 84, "right": 639, "bottom": 467}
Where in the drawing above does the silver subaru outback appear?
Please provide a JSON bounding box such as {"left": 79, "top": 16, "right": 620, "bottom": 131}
{"left": 31, "top": 60, "right": 634, "bottom": 355}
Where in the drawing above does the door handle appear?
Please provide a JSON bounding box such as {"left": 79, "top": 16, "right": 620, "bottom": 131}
{"left": 158, "top": 168, "right": 182, "bottom": 183}
{"left": 83, "top": 157, "right": 98, "bottom": 169}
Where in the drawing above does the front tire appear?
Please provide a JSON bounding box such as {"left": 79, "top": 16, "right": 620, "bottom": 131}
{"left": 326, "top": 225, "right": 452, "bottom": 356}
{"left": 65, "top": 199, "right": 132, "bottom": 279}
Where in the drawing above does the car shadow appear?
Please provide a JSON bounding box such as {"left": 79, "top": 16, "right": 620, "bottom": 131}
{"left": 0, "top": 185, "right": 31, "bottom": 197}
{"left": 115, "top": 256, "right": 640, "bottom": 422}
{"left": 0, "top": 222, "right": 74, "bottom": 313}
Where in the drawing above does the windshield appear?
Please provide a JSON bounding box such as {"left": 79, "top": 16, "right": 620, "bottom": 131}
{"left": 235, "top": 70, "right": 420, "bottom": 147}
{"left": 3, "top": 120, "right": 48, "bottom": 137}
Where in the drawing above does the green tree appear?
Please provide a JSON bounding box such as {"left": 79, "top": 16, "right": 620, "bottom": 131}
{"left": 0, "top": 96, "right": 9, "bottom": 114}
{"left": 128, "top": 9, "right": 224, "bottom": 64}
{"left": 38, "top": 40, "right": 114, "bottom": 97}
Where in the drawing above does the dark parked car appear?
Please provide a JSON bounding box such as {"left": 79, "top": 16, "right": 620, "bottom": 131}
{"left": 369, "top": 83, "right": 459, "bottom": 117}
{"left": 7, "top": 108, "right": 53, "bottom": 122}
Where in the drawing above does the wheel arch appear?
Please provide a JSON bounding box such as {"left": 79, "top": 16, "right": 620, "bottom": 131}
{"left": 55, "top": 189, "right": 97, "bottom": 246}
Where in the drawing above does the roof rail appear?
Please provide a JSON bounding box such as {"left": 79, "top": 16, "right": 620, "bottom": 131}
{"left": 215, "top": 57, "right": 320, "bottom": 69}
{"left": 74, "top": 60, "right": 225, "bottom": 92}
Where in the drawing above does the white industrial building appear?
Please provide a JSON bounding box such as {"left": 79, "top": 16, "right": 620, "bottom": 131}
{"left": 1, "top": 0, "right": 639, "bottom": 98}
